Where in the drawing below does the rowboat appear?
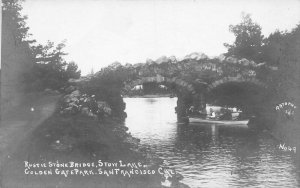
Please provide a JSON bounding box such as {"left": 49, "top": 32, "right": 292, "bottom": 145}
{"left": 189, "top": 117, "right": 249, "bottom": 126}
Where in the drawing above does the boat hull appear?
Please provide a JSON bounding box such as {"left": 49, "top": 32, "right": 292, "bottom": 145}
{"left": 189, "top": 117, "right": 249, "bottom": 127}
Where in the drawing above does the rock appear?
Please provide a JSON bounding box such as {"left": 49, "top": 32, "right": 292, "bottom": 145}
{"left": 183, "top": 52, "right": 208, "bottom": 60}
{"left": 146, "top": 58, "right": 155, "bottom": 64}
{"left": 239, "top": 58, "right": 250, "bottom": 66}
{"left": 255, "top": 62, "right": 265, "bottom": 67}
{"left": 249, "top": 60, "right": 256, "bottom": 66}
{"left": 97, "top": 101, "right": 112, "bottom": 115}
{"left": 133, "top": 63, "right": 143, "bottom": 68}
{"left": 70, "top": 90, "right": 81, "bottom": 98}
{"left": 226, "top": 56, "right": 238, "bottom": 64}
{"left": 65, "top": 85, "right": 76, "bottom": 93}
{"left": 156, "top": 56, "right": 169, "bottom": 64}
{"left": 108, "top": 62, "right": 122, "bottom": 69}
{"left": 61, "top": 90, "right": 113, "bottom": 118}
{"left": 217, "top": 54, "right": 226, "bottom": 61}
{"left": 169, "top": 56, "right": 177, "bottom": 63}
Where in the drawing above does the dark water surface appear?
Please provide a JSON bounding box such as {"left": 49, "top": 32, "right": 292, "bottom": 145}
{"left": 124, "top": 97, "right": 300, "bottom": 188}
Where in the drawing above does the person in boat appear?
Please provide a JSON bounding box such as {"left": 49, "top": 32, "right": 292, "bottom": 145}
{"left": 208, "top": 108, "right": 216, "bottom": 119}
{"left": 198, "top": 108, "right": 207, "bottom": 118}
{"left": 188, "top": 106, "right": 204, "bottom": 117}
{"left": 219, "top": 108, "right": 232, "bottom": 120}
{"left": 189, "top": 106, "right": 195, "bottom": 113}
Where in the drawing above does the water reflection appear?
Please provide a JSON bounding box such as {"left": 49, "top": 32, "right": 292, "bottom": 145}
{"left": 124, "top": 97, "right": 300, "bottom": 188}
{"left": 145, "top": 98, "right": 157, "bottom": 104}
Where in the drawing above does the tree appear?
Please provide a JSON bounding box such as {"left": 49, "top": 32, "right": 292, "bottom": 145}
{"left": 2, "top": 0, "right": 33, "bottom": 44}
{"left": 224, "top": 13, "right": 264, "bottom": 62}
{"left": 2, "top": 0, "right": 81, "bottom": 91}
{"left": 2, "top": 0, "right": 35, "bottom": 97}
{"left": 25, "top": 41, "right": 81, "bottom": 91}
{"left": 261, "top": 31, "right": 285, "bottom": 66}
{"left": 262, "top": 24, "right": 300, "bottom": 102}
{"left": 66, "top": 61, "right": 81, "bottom": 79}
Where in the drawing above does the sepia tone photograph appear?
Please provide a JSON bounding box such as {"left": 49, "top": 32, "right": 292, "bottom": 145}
{"left": 0, "top": 0, "right": 299, "bottom": 187}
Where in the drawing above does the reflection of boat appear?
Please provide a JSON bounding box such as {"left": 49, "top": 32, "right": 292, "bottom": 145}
{"left": 189, "top": 117, "right": 249, "bottom": 127}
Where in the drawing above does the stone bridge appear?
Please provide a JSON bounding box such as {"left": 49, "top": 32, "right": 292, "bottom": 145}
{"left": 124, "top": 74, "right": 269, "bottom": 121}
{"left": 83, "top": 53, "right": 277, "bottom": 122}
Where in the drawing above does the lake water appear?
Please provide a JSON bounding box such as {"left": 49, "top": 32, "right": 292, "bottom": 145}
{"left": 124, "top": 97, "right": 300, "bottom": 188}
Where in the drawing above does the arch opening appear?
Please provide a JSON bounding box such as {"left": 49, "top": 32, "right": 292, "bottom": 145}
{"left": 123, "top": 76, "right": 199, "bottom": 122}
{"left": 207, "top": 81, "right": 268, "bottom": 117}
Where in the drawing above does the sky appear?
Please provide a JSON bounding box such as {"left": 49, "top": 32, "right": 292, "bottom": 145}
{"left": 21, "top": 0, "right": 300, "bottom": 75}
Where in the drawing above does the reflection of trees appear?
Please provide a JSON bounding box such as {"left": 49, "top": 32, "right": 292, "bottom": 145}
{"left": 174, "top": 123, "right": 262, "bottom": 163}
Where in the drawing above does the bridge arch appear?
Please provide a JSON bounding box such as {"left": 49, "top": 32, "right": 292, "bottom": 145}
{"left": 124, "top": 75, "right": 201, "bottom": 122}
{"left": 125, "top": 75, "right": 196, "bottom": 94}
{"left": 207, "top": 76, "right": 267, "bottom": 93}
{"left": 206, "top": 76, "right": 269, "bottom": 117}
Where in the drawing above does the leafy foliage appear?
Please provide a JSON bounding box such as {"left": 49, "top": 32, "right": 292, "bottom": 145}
{"left": 60, "top": 90, "right": 112, "bottom": 120}
{"left": 2, "top": 0, "right": 32, "bottom": 44}
{"left": 262, "top": 25, "right": 300, "bottom": 102}
{"left": 225, "top": 13, "right": 300, "bottom": 104}
{"left": 79, "top": 63, "right": 136, "bottom": 119}
{"left": 25, "top": 41, "right": 81, "bottom": 91}
{"left": 224, "top": 13, "right": 264, "bottom": 62}
{"left": 3, "top": 0, "right": 81, "bottom": 92}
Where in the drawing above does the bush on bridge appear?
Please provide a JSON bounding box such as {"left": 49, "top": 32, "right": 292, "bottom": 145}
{"left": 60, "top": 89, "right": 112, "bottom": 120}
{"left": 78, "top": 62, "right": 137, "bottom": 120}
